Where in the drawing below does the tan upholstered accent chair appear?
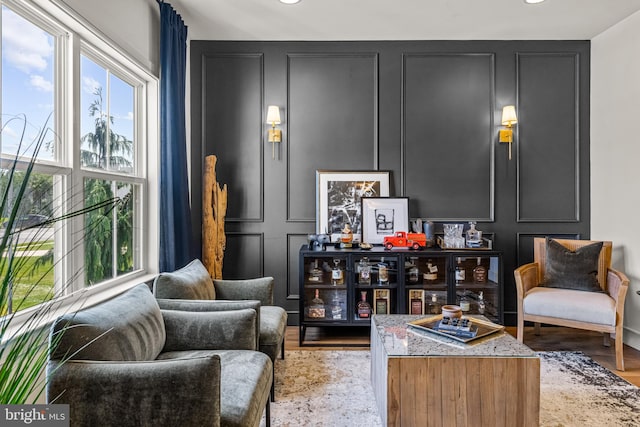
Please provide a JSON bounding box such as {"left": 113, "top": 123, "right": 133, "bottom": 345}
{"left": 514, "top": 238, "right": 629, "bottom": 371}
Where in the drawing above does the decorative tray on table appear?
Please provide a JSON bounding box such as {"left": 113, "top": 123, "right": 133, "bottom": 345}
{"left": 407, "top": 314, "right": 504, "bottom": 343}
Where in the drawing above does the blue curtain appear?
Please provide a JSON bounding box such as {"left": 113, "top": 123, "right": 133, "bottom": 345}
{"left": 158, "top": 1, "right": 192, "bottom": 271}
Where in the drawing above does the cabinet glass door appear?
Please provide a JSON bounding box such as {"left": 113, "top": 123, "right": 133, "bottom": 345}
{"left": 453, "top": 255, "right": 500, "bottom": 322}
{"left": 302, "top": 256, "right": 347, "bottom": 322}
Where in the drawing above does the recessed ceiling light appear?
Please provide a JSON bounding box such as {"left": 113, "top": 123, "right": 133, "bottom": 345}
{"left": 525, "top": 0, "right": 545, "bottom": 3}
{"left": 280, "top": 0, "right": 301, "bottom": 4}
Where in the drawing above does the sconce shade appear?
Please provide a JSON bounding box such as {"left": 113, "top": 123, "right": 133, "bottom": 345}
{"left": 266, "top": 105, "right": 281, "bottom": 124}
{"left": 501, "top": 105, "right": 518, "bottom": 126}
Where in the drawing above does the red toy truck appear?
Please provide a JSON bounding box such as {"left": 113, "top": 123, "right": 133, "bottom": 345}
{"left": 383, "top": 231, "right": 427, "bottom": 250}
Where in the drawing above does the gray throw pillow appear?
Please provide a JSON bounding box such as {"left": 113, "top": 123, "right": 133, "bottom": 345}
{"left": 153, "top": 259, "right": 216, "bottom": 300}
{"left": 543, "top": 238, "right": 603, "bottom": 292}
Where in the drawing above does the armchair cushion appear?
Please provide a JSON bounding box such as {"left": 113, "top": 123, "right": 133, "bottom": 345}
{"left": 162, "top": 308, "right": 257, "bottom": 352}
{"left": 47, "top": 355, "right": 221, "bottom": 427}
{"left": 50, "top": 284, "right": 166, "bottom": 362}
{"left": 154, "top": 259, "right": 215, "bottom": 300}
{"left": 157, "top": 298, "right": 261, "bottom": 349}
{"left": 543, "top": 238, "right": 603, "bottom": 292}
{"left": 524, "top": 287, "right": 616, "bottom": 326}
{"left": 158, "top": 350, "right": 272, "bottom": 427}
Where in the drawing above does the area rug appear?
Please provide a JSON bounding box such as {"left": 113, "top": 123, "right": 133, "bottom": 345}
{"left": 260, "top": 350, "right": 640, "bottom": 427}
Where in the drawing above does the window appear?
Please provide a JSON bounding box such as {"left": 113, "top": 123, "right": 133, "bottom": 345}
{"left": 0, "top": 1, "right": 155, "bottom": 312}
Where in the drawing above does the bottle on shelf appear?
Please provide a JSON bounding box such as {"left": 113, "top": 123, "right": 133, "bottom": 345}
{"left": 477, "top": 291, "right": 486, "bottom": 315}
{"left": 455, "top": 257, "right": 466, "bottom": 285}
{"left": 308, "top": 259, "right": 323, "bottom": 282}
{"left": 466, "top": 221, "right": 483, "bottom": 248}
{"left": 409, "top": 289, "right": 424, "bottom": 314}
{"left": 356, "top": 291, "right": 372, "bottom": 318}
{"left": 459, "top": 290, "right": 471, "bottom": 313}
{"left": 331, "top": 258, "right": 344, "bottom": 286}
{"left": 309, "top": 289, "right": 325, "bottom": 318}
{"left": 378, "top": 259, "right": 389, "bottom": 285}
{"left": 473, "top": 257, "right": 487, "bottom": 283}
{"left": 426, "top": 293, "right": 441, "bottom": 314}
{"left": 424, "top": 259, "right": 438, "bottom": 282}
{"left": 408, "top": 257, "right": 420, "bottom": 283}
{"left": 330, "top": 291, "right": 342, "bottom": 320}
{"left": 358, "top": 257, "right": 371, "bottom": 285}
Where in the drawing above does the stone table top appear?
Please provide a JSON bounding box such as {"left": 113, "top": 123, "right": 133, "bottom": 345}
{"left": 371, "top": 314, "right": 537, "bottom": 358}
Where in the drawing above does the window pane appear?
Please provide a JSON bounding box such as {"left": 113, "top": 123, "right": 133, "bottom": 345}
{"left": 110, "top": 75, "right": 134, "bottom": 172}
{"left": 1, "top": 6, "right": 56, "bottom": 161}
{"left": 0, "top": 170, "right": 56, "bottom": 313}
{"left": 80, "top": 55, "right": 135, "bottom": 173}
{"left": 84, "top": 178, "right": 114, "bottom": 285}
{"left": 84, "top": 178, "right": 136, "bottom": 286}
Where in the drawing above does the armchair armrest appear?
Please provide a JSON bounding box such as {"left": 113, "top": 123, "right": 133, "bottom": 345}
{"left": 161, "top": 308, "right": 258, "bottom": 351}
{"left": 156, "top": 299, "right": 261, "bottom": 349}
{"left": 607, "top": 267, "right": 630, "bottom": 312}
{"left": 213, "top": 277, "right": 274, "bottom": 305}
{"left": 47, "top": 356, "right": 221, "bottom": 427}
{"left": 514, "top": 262, "right": 540, "bottom": 299}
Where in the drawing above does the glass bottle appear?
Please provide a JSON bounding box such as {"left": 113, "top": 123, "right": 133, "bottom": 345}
{"left": 477, "top": 291, "right": 486, "bottom": 315}
{"left": 473, "top": 257, "right": 487, "bottom": 283}
{"left": 358, "top": 257, "right": 371, "bottom": 285}
{"left": 465, "top": 221, "right": 482, "bottom": 248}
{"left": 426, "top": 293, "right": 441, "bottom": 314}
{"left": 331, "top": 258, "right": 344, "bottom": 286}
{"left": 409, "top": 290, "right": 424, "bottom": 314}
{"left": 424, "top": 259, "right": 438, "bottom": 282}
{"left": 356, "top": 291, "right": 372, "bottom": 318}
{"left": 455, "top": 257, "right": 466, "bottom": 285}
{"left": 309, "top": 259, "right": 323, "bottom": 283}
{"left": 378, "top": 259, "right": 389, "bottom": 285}
{"left": 330, "top": 291, "right": 342, "bottom": 320}
{"left": 408, "top": 257, "right": 420, "bottom": 283}
{"left": 309, "top": 289, "right": 325, "bottom": 318}
{"left": 459, "top": 291, "right": 471, "bottom": 313}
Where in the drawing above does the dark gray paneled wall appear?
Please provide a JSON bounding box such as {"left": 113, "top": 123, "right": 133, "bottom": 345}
{"left": 190, "top": 41, "right": 590, "bottom": 326}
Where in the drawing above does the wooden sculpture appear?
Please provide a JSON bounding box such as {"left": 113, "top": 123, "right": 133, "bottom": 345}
{"left": 202, "top": 155, "right": 227, "bottom": 279}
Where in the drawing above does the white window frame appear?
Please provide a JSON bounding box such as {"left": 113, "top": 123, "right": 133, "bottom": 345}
{"left": 1, "top": 0, "right": 159, "bottom": 329}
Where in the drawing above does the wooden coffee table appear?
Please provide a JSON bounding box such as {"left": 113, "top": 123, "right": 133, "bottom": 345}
{"left": 370, "top": 315, "right": 540, "bottom": 427}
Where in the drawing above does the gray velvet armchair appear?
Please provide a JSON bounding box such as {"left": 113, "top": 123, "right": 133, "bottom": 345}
{"left": 153, "top": 259, "right": 287, "bottom": 401}
{"left": 47, "top": 284, "right": 272, "bottom": 427}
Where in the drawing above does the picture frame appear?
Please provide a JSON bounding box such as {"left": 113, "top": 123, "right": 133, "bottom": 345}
{"left": 361, "top": 197, "right": 409, "bottom": 244}
{"left": 316, "top": 170, "right": 391, "bottom": 243}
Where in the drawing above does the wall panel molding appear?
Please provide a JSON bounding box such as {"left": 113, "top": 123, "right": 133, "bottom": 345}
{"left": 286, "top": 52, "right": 379, "bottom": 223}
{"left": 401, "top": 53, "right": 495, "bottom": 221}
{"left": 223, "top": 232, "right": 264, "bottom": 279}
{"left": 201, "top": 52, "right": 265, "bottom": 222}
{"left": 516, "top": 52, "right": 581, "bottom": 223}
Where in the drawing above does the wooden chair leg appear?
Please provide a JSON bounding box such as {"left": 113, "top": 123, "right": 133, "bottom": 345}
{"left": 265, "top": 395, "right": 271, "bottom": 427}
{"left": 534, "top": 322, "right": 541, "bottom": 336}
{"left": 615, "top": 332, "right": 625, "bottom": 371}
{"left": 281, "top": 339, "right": 285, "bottom": 360}
{"left": 517, "top": 312, "right": 524, "bottom": 342}
{"left": 603, "top": 333, "right": 611, "bottom": 347}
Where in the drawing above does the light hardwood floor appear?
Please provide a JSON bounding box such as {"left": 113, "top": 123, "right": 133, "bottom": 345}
{"left": 285, "top": 325, "right": 640, "bottom": 386}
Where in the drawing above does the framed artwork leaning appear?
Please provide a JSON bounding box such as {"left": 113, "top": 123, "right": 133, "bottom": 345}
{"left": 361, "top": 197, "right": 409, "bottom": 244}
{"left": 316, "top": 170, "right": 391, "bottom": 243}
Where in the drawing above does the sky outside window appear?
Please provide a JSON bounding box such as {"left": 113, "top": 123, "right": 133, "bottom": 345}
{"left": 1, "top": 5, "right": 55, "bottom": 160}
{"left": 80, "top": 55, "right": 135, "bottom": 172}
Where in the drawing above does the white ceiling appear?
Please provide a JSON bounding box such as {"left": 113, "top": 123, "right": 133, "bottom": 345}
{"left": 170, "top": 0, "right": 640, "bottom": 41}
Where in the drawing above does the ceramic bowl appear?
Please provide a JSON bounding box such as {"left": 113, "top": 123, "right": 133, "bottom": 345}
{"left": 441, "top": 305, "right": 462, "bottom": 318}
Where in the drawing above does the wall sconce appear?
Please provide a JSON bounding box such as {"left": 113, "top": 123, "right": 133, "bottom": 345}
{"left": 499, "top": 105, "right": 518, "bottom": 160}
{"left": 266, "top": 105, "right": 282, "bottom": 159}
